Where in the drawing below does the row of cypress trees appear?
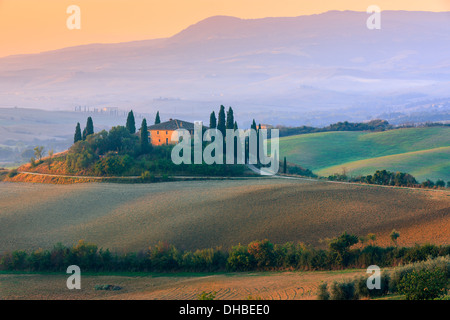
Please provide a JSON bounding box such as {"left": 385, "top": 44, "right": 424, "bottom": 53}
{"left": 73, "top": 117, "right": 94, "bottom": 143}
{"left": 209, "top": 105, "right": 238, "bottom": 135}
{"left": 74, "top": 110, "right": 162, "bottom": 151}
{"left": 125, "top": 110, "right": 161, "bottom": 135}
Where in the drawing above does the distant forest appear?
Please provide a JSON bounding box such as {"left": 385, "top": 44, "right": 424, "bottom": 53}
{"left": 273, "top": 120, "right": 449, "bottom": 138}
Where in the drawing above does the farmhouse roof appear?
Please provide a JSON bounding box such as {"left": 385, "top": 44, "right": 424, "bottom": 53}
{"left": 147, "top": 119, "right": 206, "bottom": 131}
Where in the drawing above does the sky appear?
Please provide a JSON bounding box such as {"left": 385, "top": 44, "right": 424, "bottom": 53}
{"left": 0, "top": 0, "right": 449, "bottom": 57}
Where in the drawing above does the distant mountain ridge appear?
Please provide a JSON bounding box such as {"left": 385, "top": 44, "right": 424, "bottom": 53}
{"left": 0, "top": 10, "right": 449, "bottom": 126}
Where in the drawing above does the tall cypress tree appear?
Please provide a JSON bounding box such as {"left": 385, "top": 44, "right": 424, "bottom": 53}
{"left": 140, "top": 118, "right": 151, "bottom": 153}
{"left": 209, "top": 111, "right": 217, "bottom": 129}
{"left": 155, "top": 111, "right": 161, "bottom": 124}
{"left": 86, "top": 117, "right": 94, "bottom": 136}
{"left": 126, "top": 110, "right": 136, "bottom": 134}
{"left": 217, "top": 105, "right": 226, "bottom": 137}
{"left": 283, "top": 157, "right": 287, "bottom": 174}
{"left": 226, "top": 107, "right": 234, "bottom": 130}
{"left": 74, "top": 122, "right": 82, "bottom": 143}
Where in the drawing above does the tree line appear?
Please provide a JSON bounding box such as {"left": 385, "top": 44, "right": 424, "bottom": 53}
{"left": 276, "top": 119, "right": 392, "bottom": 137}
{"left": 328, "top": 169, "right": 449, "bottom": 189}
{"left": 1, "top": 233, "right": 449, "bottom": 273}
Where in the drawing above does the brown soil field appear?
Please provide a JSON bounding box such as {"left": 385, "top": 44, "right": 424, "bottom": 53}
{"left": 0, "top": 178, "right": 448, "bottom": 253}
{"left": 0, "top": 269, "right": 367, "bottom": 300}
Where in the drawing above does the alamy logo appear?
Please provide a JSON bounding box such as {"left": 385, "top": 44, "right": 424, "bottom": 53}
{"left": 367, "top": 5, "right": 381, "bottom": 30}
{"left": 366, "top": 265, "right": 381, "bottom": 289}
{"left": 66, "top": 265, "right": 81, "bottom": 289}
{"left": 66, "top": 5, "right": 81, "bottom": 30}
{"left": 171, "top": 123, "right": 279, "bottom": 175}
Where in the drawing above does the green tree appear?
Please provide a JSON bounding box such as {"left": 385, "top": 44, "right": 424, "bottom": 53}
{"left": 283, "top": 157, "right": 287, "bottom": 174}
{"left": 328, "top": 232, "right": 359, "bottom": 266}
{"left": 126, "top": 110, "right": 136, "bottom": 134}
{"left": 209, "top": 111, "right": 217, "bottom": 129}
{"left": 366, "top": 233, "right": 376, "bottom": 245}
{"left": 226, "top": 107, "right": 234, "bottom": 130}
{"left": 86, "top": 117, "right": 94, "bottom": 136}
{"left": 47, "top": 149, "right": 54, "bottom": 166}
{"left": 33, "top": 146, "right": 44, "bottom": 161}
{"left": 155, "top": 111, "right": 161, "bottom": 124}
{"left": 435, "top": 179, "right": 445, "bottom": 188}
{"left": 74, "top": 122, "right": 82, "bottom": 143}
{"left": 217, "top": 105, "right": 226, "bottom": 137}
{"left": 422, "top": 179, "right": 435, "bottom": 188}
{"left": 140, "top": 118, "right": 151, "bottom": 153}
{"left": 390, "top": 230, "right": 400, "bottom": 247}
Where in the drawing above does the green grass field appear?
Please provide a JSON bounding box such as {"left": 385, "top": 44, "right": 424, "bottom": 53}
{"left": 278, "top": 127, "right": 450, "bottom": 182}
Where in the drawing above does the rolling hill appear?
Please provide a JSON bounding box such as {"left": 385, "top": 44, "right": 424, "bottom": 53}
{"left": 0, "top": 178, "right": 448, "bottom": 253}
{"left": 279, "top": 126, "right": 450, "bottom": 182}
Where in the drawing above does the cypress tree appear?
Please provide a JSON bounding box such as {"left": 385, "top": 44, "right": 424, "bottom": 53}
{"left": 233, "top": 121, "right": 239, "bottom": 160}
{"left": 155, "top": 111, "right": 161, "bottom": 124}
{"left": 283, "top": 157, "right": 287, "bottom": 174}
{"left": 86, "top": 117, "right": 94, "bottom": 136}
{"left": 248, "top": 119, "right": 257, "bottom": 164}
{"left": 126, "top": 110, "right": 136, "bottom": 134}
{"left": 74, "top": 122, "right": 82, "bottom": 143}
{"left": 226, "top": 107, "right": 234, "bottom": 130}
{"left": 140, "top": 118, "right": 151, "bottom": 153}
{"left": 217, "top": 105, "right": 226, "bottom": 137}
{"left": 209, "top": 111, "right": 217, "bottom": 129}
{"left": 82, "top": 127, "right": 87, "bottom": 141}
{"left": 217, "top": 105, "right": 227, "bottom": 159}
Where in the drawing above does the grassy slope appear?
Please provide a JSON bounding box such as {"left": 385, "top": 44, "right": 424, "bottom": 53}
{"left": 279, "top": 127, "right": 450, "bottom": 181}
{"left": 0, "top": 179, "right": 448, "bottom": 253}
{"left": 318, "top": 146, "right": 450, "bottom": 182}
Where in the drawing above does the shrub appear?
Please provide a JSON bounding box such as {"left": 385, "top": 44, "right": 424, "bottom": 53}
{"left": 390, "top": 255, "right": 450, "bottom": 294}
{"left": 330, "top": 280, "right": 357, "bottom": 300}
{"left": 94, "top": 284, "right": 122, "bottom": 291}
{"left": 317, "top": 282, "right": 330, "bottom": 300}
{"left": 7, "top": 169, "right": 18, "bottom": 178}
{"left": 404, "top": 244, "right": 439, "bottom": 263}
{"left": 398, "top": 268, "right": 447, "bottom": 300}
{"left": 141, "top": 171, "right": 156, "bottom": 182}
{"left": 354, "top": 272, "right": 390, "bottom": 298}
{"left": 197, "top": 291, "right": 216, "bottom": 300}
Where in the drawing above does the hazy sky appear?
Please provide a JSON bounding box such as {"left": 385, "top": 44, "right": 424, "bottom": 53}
{"left": 0, "top": 0, "right": 449, "bottom": 57}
